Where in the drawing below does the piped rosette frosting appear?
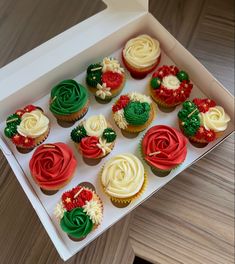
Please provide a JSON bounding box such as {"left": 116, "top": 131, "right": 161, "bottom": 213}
{"left": 71, "top": 114, "right": 117, "bottom": 159}
{"left": 141, "top": 125, "right": 188, "bottom": 171}
{"left": 178, "top": 99, "right": 230, "bottom": 143}
{"left": 150, "top": 65, "right": 193, "bottom": 106}
{"left": 112, "top": 92, "right": 154, "bottom": 131}
{"left": 101, "top": 153, "right": 146, "bottom": 202}
{"left": 4, "top": 105, "right": 50, "bottom": 149}
{"left": 123, "top": 34, "right": 161, "bottom": 69}
{"left": 86, "top": 57, "right": 125, "bottom": 100}
{"left": 29, "top": 142, "right": 77, "bottom": 190}
{"left": 54, "top": 185, "right": 103, "bottom": 239}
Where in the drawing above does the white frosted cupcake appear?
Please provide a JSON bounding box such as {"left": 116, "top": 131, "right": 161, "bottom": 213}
{"left": 122, "top": 34, "right": 161, "bottom": 79}
{"left": 100, "top": 153, "right": 147, "bottom": 207}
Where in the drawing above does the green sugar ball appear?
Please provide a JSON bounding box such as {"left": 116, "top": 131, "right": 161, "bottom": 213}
{"left": 150, "top": 77, "right": 161, "bottom": 89}
{"left": 177, "top": 71, "right": 189, "bottom": 82}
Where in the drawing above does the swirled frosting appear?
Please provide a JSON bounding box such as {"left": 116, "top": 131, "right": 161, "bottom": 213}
{"left": 162, "top": 75, "right": 180, "bottom": 90}
{"left": 60, "top": 207, "right": 93, "bottom": 238}
{"left": 79, "top": 136, "right": 103, "bottom": 158}
{"left": 199, "top": 106, "right": 230, "bottom": 132}
{"left": 50, "top": 80, "right": 88, "bottom": 115}
{"left": 83, "top": 115, "right": 107, "bottom": 137}
{"left": 29, "top": 142, "right": 77, "bottom": 189}
{"left": 101, "top": 153, "right": 145, "bottom": 198}
{"left": 123, "top": 34, "right": 161, "bottom": 68}
{"left": 124, "top": 101, "right": 150, "bottom": 126}
{"left": 142, "top": 125, "right": 187, "bottom": 171}
{"left": 17, "top": 109, "right": 49, "bottom": 138}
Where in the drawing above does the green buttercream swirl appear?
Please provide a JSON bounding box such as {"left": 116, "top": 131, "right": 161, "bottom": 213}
{"left": 60, "top": 208, "right": 93, "bottom": 239}
{"left": 50, "top": 80, "right": 88, "bottom": 115}
{"left": 124, "top": 101, "right": 150, "bottom": 126}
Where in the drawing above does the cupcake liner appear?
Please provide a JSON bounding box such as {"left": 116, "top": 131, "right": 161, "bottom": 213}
{"left": 121, "top": 103, "right": 156, "bottom": 133}
{"left": 100, "top": 166, "right": 148, "bottom": 205}
{"left": 122, "top": 52, "right": 161, "bottom": 79}
{"left": 53, "top": 100, "right": 90, "bottom": 122}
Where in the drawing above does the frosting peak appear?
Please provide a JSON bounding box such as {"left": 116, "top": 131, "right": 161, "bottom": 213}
{"left": 123, "top": 35, "right": 161, "bottom": 68}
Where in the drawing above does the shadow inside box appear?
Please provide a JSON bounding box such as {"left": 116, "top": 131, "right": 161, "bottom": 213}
{"left": 133, "top": 256, "right": 153, "bottom": 264}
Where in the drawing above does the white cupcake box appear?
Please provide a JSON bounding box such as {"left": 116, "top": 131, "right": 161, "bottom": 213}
{"left": 0, "top": 0, "right": 234, "bottom": 261}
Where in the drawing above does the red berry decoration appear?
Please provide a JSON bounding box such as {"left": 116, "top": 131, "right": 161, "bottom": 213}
{"left": 62, "top": 186, "right": 93, "bottom": 211}
{"left": 112, "top": 95, "right": 130, "bottom": 112}
{"left": 195, "top": 126, "right": 206, "bottom": 139}
{"left": 12, "top": 134, "right": 24, "bottom": 145}
{"left": 205, "top": 130, "right": 216, "bottom": 142}
{"left": 24, "top": 105, "right": 37, "bottom": 112}
{"left": 22, "top": 137, "right": 34, "bottom": 147}
{"left": 15, "top": 109, "right": 25, "bottom": 117}
{"left": 102, "top": 71, "right": 123, "bottom": 89}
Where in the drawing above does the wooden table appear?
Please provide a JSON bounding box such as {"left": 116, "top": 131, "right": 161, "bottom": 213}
{"left": 0, "top": 0, "right": 234, "bottom": 263}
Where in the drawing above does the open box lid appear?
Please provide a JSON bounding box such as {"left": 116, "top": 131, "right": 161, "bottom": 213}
{"left": 0, "top": 0, "right": 149, "bottom": 121}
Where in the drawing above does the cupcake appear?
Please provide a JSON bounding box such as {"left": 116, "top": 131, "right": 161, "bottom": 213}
{"left": 4, "top": 105, "right": 50, "bottom": 153}
{"left": 112, "top": 92, "right": 155, "bottom": 136}
{"left": 71, "top": 114, "right": 117, "bottom": 164}
{"left": 178, "top": 99, "right": 231, "bottom": 147}
{"left": 86, "top": 57, "right": 125, "bottom": 103}
{"left": 29, "top": 142, "right": 77, "bottom": 195}
{"left": 54, "top": 184, "right": 103, "bottom": 241}
{"left": 100, "top": 153, "right": 147, "bottom": 207}
{"left": 149, "top": 65, "right": 193, "bottom": 110}
{"left": 49, "top": 79, "right": 89, "bottom": 126}
{"left": 122, "top": 34, "right": 161, "bottom": 79}
{"left": 141, "top": 125, "right": 187, "bottom": 177}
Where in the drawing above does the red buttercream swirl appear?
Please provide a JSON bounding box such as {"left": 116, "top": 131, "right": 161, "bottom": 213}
{"left": 79, "top": 136, "right": 102, "bottom": 158}
{"left": 29, "top": 142, "right": 77, "bottom": 189}
{"left": 142, "top": 125, "right": 187, "bottom": 171}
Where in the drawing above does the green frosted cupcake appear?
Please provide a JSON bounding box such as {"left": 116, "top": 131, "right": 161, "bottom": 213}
{"left": 49, "top": 79, "right": 89, "bottom": 125}
{"left": 54, "top": 184, "right": 103, "bottom": 241}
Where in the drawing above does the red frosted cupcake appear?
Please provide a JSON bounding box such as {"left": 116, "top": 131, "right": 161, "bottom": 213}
{"left": 141, "top": 125, "right": 188, "bottom": 177}
{"left": 29, "top": 142, "right": 77, "bottom": 195}
{"left": 149, "top": 65, "right": 193, "bottom": 110}
{"left": 122, "top": 34, "right": 161, "bottom": 79}
{"left": 71, "top": 114, "right": 117, "bottom": 165}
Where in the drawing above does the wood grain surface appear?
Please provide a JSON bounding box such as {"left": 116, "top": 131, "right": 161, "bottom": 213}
{"left": 0, "top": 0, "right": 234, "bottom": 263}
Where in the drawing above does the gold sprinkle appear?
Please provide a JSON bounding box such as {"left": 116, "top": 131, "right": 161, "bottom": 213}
{"left": 43, "top": 144, "right": 55, "bottom": 148}
{"left": 187, "top": 108, "right": 198, "bottom": 118}
{"left": 149, "top": 151, "right": 161, "bottom": 156}
{"left": 74, "top": 187, "right": 84, "bottom": 198}
{"left": 91, "top": 67, "right": 102, "bottom": 72}
{"left": 6, "top": 118, "right": 19, "bottom": 123}
{"left": 50, "top": 96, "right": 57, "bottom": 103}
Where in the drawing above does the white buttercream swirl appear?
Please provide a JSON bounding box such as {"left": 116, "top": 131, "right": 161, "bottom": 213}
{"left": 54, "top": 201, "right": 66, "bottom": 220}
{"left": 84, "top": 114, "right": 107, "bottom": 137}
{"left": 128, "top": 92, "right": 152, "bottom": 104}
{"left": 113, "top": 109, "right": 128, "bottom": 129}
{"left": 199, "top": 106, "right": 230, "bottom": 132}
{"left": 123, "top": 34, "right": 161, "bottom": 68}
{"left": 83, "top": 200, "right": 102, "bottom": 225}
{"left": 96, "top": 83, "right": 112, "bottom": 99}
{"left": 101, "top": 153, "right": 145, "bottom": 198}
{"left": 17, "top": 109, "right": 49, "bottom": 138}
{"left": 162, "top": 75, "right": 180, "bottom": 90}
